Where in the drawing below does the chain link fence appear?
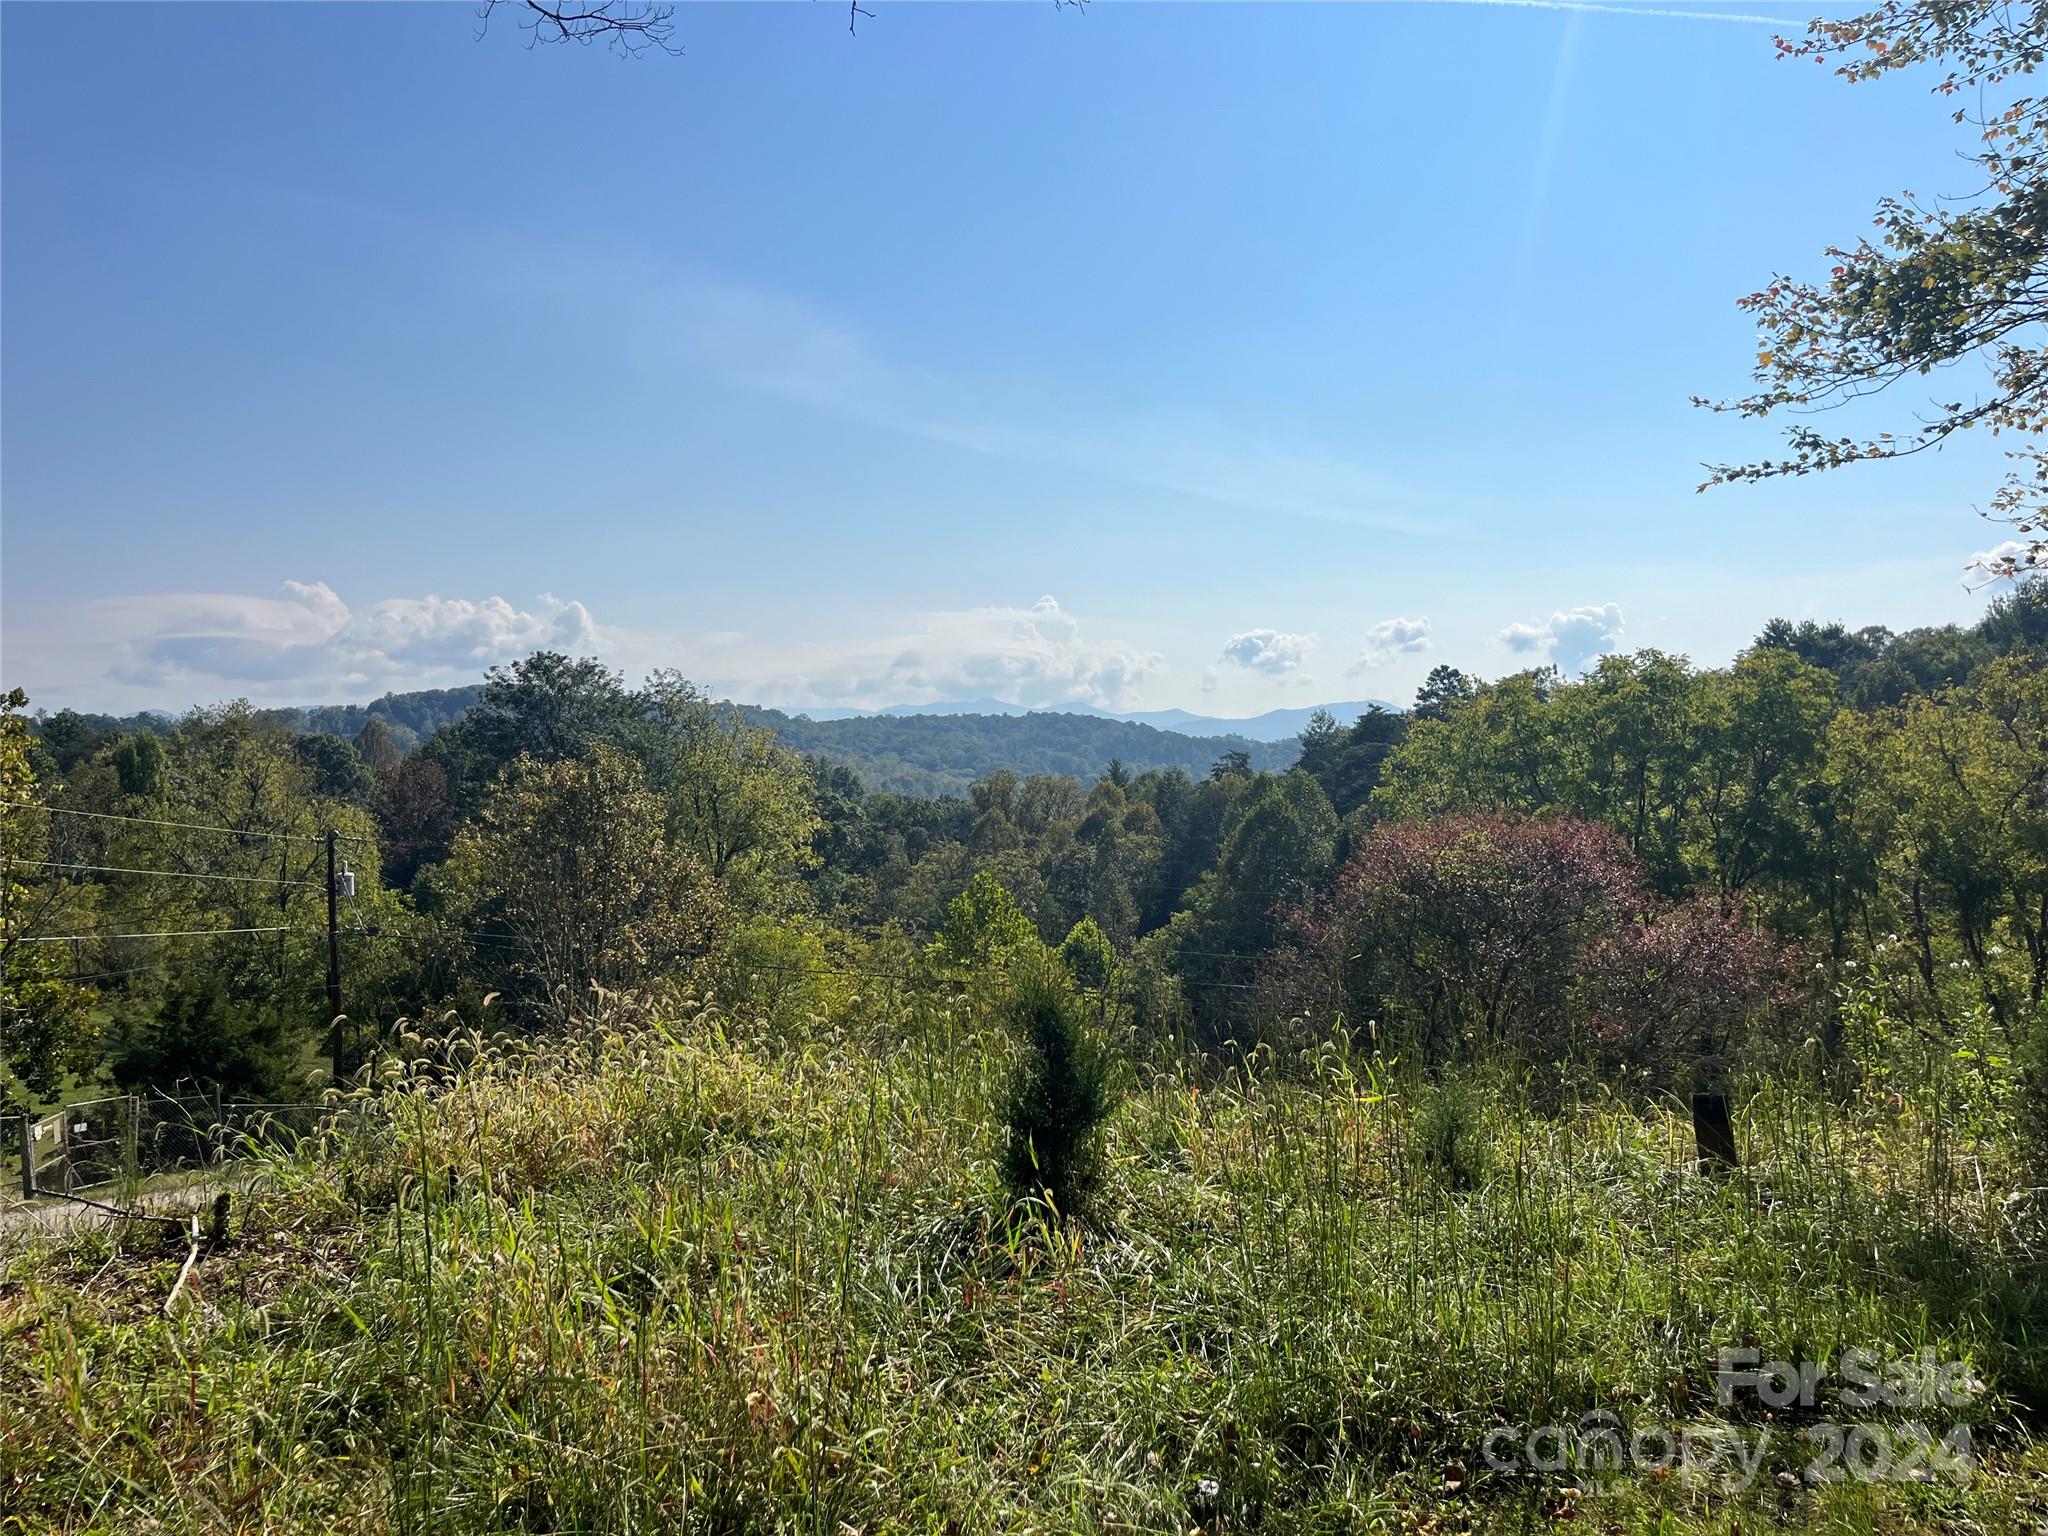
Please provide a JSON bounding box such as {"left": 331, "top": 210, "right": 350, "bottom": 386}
{"left": 6, "top": 1093, "right": 328, "bottom": 1206}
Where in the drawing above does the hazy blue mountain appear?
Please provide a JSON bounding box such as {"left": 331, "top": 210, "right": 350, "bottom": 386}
{"left": 745, "top": 707, "right": 1298, "bottom": 796}
{"left": 771, "top": 697, "right": 1399, "bottom": 741}
{"left": 1110, "top": 701, "right": 1399, "bottom": 741}
{"left": 795, "top": 698, "right": 1035, "bottom": 721}
{"left": 47, "top": 682, "right": 1305, "bottom": 800}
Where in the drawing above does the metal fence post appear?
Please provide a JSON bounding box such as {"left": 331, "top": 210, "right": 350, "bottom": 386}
{"left": 55, "top": 1109, "right": 71, "bottom": 1196}
{"left": 18, "top": 1114, "right": 33, "bottom": 1200}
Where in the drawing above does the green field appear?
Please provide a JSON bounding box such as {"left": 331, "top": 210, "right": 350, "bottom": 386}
{"left": 5, "top": 992, "right": 2045, "bottom": 1535}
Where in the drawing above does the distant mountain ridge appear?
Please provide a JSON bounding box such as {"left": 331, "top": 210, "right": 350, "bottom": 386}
{"left": 741, "top": 706, "right": 1298, "bottom": 797}
{"left": 786, "top": 697, "right": 1399, "bottom": 743}
{"left": 41, "top": 682, "right": 1320, "bottom": 798}
{"left": 46, "top": 686, "right": 490, "bottom": 756}
{"left": 1099, "top": 699, "right": 1400, "bottom": 741}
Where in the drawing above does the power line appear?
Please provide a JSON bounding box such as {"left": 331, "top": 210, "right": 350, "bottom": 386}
{"left": 17, "top": 926, "right": 303, "bottom": 944}
{"left": 52, "top": 963, "right": 164, "bottom": 986}
{"left": 17, "top": 859, "right": 324, "bottom": 888}
{"left": 0, "top": 801, "right": 369, "bottom": 844}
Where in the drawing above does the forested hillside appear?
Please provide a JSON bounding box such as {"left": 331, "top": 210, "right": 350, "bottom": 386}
{"left": 7, "top": 582, "right": 2048, "bottom": 1532}
{"left": 34, "top": 688, "right": 1296, "bottom": 798}
{"left": 36, "top": 685, "right": 488, "bottom": 759}
{"left": 746, "top": 706, "right": 1295, "bottom": 795}
{"left": 8, "top": 580, "right": 2044, "bottom": 1104}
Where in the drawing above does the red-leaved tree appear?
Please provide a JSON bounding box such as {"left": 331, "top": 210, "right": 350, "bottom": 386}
{"left": 1266, "top": 814, "right": 1798, "bottom": 1085}
{"left": 1577, "top": 897, "right": 1799, "bottom": 1088}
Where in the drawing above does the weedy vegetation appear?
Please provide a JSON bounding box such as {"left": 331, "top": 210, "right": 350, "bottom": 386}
{"left": 5, "top": 972, "right": 2048, "bottom": 1534}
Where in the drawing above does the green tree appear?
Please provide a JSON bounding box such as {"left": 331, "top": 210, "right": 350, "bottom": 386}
{"left": 0, "top": 690, "right": 100, "bottom": 1098}
{"left": 354, "top": 715, "right": 402, "bottom": 774}
{"left": 444, "top": 745, "right": 726, "bottom": 1026}
{"left": 1412, "top": 664, "right": 1478, "bottom": 722}
{"left": 108, "top": 731, "right": 164, "bottom": 797}
{"left": 1375, "top": 669, "right": 1563, "bottom": 820}
{"left": 1547, "top": 650, "right": 1702, "bottom": 893}
{"left": 1979, "top": 579, "right": 2048, "bottom": 656}
{"left": 292, "top": 732, "right": 374, "bottom": 804}
{"left": 1688, "top": 649, "right": 1838, "bottom": 905}
{"left": 968, "top": 770, "right": 1023, "bottom": 852}
{"left": 1000, "top": 950, "right": 1119, "bottom": 1218}
{"left": 1209, "top": 749, "right": 1253, "bottom": 781}
{"left": 926, "top": 870, "right": 1041, "bottom": 975}
{"left": 640, "top": 672, "right": 820, "bottom": 912}
{"left": 1701, "top": 0, "right": 2048, "bottom": 575}
{"left": 1075, "top": 779, "right": 1161, "bottom": 941}
{"left": 1134, "top": 767, "right": 1248, "bottom": 930}
{"left": 1797, "top": 707, "right": 1896, "bottom": 968}
{"left": 426, "top": 652, "right": 640, "bottom": 816}
{"left": 34, "top": 709, "right": 113, "bottom": 775}
{"left": 86, "top": 705, "right": 393, "bottom": 1092}
{"left": 1753, "top": 619, "right": 1887, "bottom": 681}
{"left": 111, "top": 970, "right": 302, "bottom": 1099}
{"left": 1883, "top": 659, "right": 2048, "bottom": 1016}
{"left": 1059, "top": 914, "right": 1126, "bottom": 999}
{"left": 1215, "top": 771, "right": 1341, "bottom": 922}
{"left": 706, "top": 916, "right": 842, "bottom": 1038}
{"left": 1159, "top": 771, "right": 1340, "bottom": 1042}
{"left": 1297, "top": 705, "right": 1407, "bottom": 818}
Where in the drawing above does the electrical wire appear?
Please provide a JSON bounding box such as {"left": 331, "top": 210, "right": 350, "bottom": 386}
{"left": 51, "top": 963, "right": 166, "bottom": 985}
{"left": 16, "top": 859, "right": 323, "bottom": 888}
{"left": 0, "top": 801, "right": 370, "bottom": 844}
{"left": 17, "top": 926, "right": 304, "bottom": 944}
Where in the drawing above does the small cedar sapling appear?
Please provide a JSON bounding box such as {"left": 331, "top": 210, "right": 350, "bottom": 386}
{"left": 1000, "top": 952, "right": 1120, "bottom": 1219}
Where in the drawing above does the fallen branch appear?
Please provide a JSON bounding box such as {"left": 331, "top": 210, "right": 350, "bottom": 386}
{"left": 32, "top": 1188, "right": 186, "bottom": 1233}
{"left": 164, "top": 1216, "right": 202, "bottom": 1316}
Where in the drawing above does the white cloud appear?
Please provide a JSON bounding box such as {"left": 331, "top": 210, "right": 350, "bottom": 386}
{"left": 1499, "top": 602, "right": 1623, "bottom": 675}
{"left": 1216, "top": 629, "right": 1315, "bottom": 677}
{"left": 346, "top": 593, "right": 600, "bottom": 670}
{"left": 97, "top": 582, "right": 607, "bottom": 697}
{"left": 280, "top": 578, "right": 351, "bottom": 633}
{"left": 736, "top": 596, "right": 1162, "bottom": 711}
{"left": 1347, "top": 616, "right": 1431, "bottom": 676}
{"left": 1967, "top": 539, "right": 2044, "bottom": 587}
{"left": 36, "top": 586, "right": 1159, "bottom": 714}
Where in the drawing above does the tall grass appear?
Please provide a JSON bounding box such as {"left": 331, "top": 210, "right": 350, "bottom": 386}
{"left": 3, "top": 996, "right": 2045, "bottom": 1534}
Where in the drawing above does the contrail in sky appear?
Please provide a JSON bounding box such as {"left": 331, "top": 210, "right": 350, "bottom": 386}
{"left": 1357, "top": 0, "right": 1794, "bottom": 22}
{"left": 906, "top": 0, "right": 1800, "bottom": 19}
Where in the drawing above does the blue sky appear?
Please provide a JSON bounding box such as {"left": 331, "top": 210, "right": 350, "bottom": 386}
{"left": 0, "top": 0, "right": 2021, "bottom": 715}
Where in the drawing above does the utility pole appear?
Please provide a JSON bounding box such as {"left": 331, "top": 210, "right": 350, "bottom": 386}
{"left": 325, "top": 829, "right": 344, "bottom": 1084}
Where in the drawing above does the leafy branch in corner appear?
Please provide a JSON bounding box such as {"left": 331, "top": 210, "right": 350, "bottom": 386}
{"left": 1697, "top": 0, "right": 2048, "bottom": 582}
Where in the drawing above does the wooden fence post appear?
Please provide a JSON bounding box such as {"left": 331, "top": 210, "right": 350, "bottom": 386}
{"left": 1691, "top": 1092, "right": 1740, "bottom": 1171}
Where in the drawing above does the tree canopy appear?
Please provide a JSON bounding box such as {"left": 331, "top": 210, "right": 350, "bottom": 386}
{"left": 1702, "top": 0, "right": 2048, "bottom": 578}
